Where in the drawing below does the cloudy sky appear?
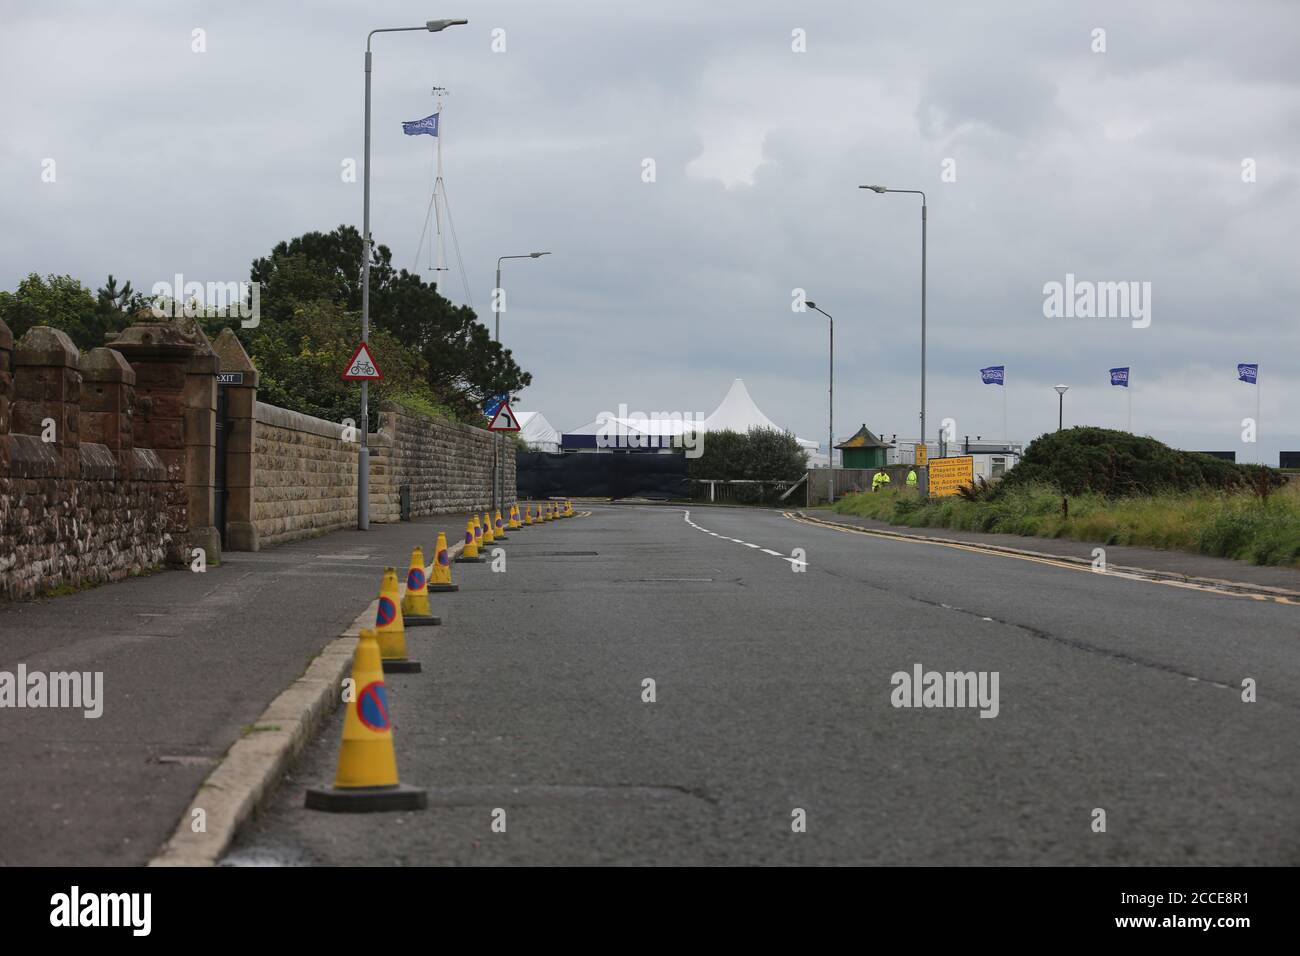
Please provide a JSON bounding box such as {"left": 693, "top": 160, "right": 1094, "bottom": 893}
{"left": 4, "top": 0, "right": 1298, "bottom": 460}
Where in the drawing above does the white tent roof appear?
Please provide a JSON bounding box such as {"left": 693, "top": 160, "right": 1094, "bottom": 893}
{"left": 564, "top": 379, "right": 819, "bottom": 451}
{"left": 515, "top": 411, "right": 561, "bottom": 450}
{"left": 703, "top": 378, "right": 820, "bottom": 449}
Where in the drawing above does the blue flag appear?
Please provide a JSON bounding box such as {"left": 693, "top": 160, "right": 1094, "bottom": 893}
{"left": 1109, "top": 367, "right": 1130, "bottom": 387}
{"left": 402, "top": 112, "right": 440, "bottom": 137}
{"left": 483, "top": 393, "right": 509, "bottom": 418}
{"left": 980, "top": 365, "right": 1005, "bottom": 385}
{"left": 1237, "top": 363, "right": 1258, "bottom": 384}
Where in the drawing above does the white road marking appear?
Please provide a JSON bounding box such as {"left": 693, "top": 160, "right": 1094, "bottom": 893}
{"left": 681, "top": 509, "right": 806, "bottom": 567}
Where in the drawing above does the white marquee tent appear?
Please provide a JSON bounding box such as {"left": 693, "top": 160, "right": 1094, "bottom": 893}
{"left": 515, "top": 411, "right": 562, "bottom": 453}
{"left": 561, "top": 379, "right": 821, "bottom": 460}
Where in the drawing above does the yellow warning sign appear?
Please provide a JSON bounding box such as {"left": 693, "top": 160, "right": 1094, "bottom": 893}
{"left": 927, "top": 456, "right": 974, "bottom": 497}
{"left": 915, "top": 443, "right": 928, "bottom": 467}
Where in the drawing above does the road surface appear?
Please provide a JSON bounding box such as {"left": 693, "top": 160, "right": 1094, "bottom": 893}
{"left": 228, "top": 504, "right": 1300, "bottom": 865}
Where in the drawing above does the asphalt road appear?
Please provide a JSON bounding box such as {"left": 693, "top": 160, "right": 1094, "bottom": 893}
{"left": 228, "top": 504, "right": 1300, "bottom": 865}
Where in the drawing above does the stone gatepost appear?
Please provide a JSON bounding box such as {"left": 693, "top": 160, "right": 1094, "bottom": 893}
{"left": 0, "top": 318, "right": 11, "bottom": 473}
{"left": 80, "top": 348, "right": 136, "bottom": 478}
{"left": 11, "top": 327, "right": 81, "bottom": 476}
{"left": 212, "top": 328, "right": 260, "bottom": 551}
{"left": 110, "top": 313, "right": 220, "bottom": 564}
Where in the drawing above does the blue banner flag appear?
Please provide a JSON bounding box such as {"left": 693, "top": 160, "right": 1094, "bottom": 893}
{"left": 402, "top": 112, "right": 440, "bottom": 137}
{"left": 1109, "top": 367, "right": 1130, "bottom": 387}
{"left": 483, "top": 393, "right": 509, "bottom": 418}
{"left": 979, "top": 365, "right": 1005, "bottom": 385}
{"left": 1237, "top": 363, "right": 1258, "bottom": 384}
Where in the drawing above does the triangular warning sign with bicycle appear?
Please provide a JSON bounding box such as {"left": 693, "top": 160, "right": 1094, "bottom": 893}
{"left": 341, "top": 343, "right": 383, "bottom": 381}
{"left": 486, "top": 400, "right": 521, "bottom": 432}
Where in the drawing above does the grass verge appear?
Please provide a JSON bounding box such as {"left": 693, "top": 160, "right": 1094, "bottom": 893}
{"left": 831, "top": 481, "right": 1300, "bottom": 568}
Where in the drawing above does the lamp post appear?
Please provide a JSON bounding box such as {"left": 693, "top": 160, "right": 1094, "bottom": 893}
{"left": 859, "top": 184, "right": 927, "bottom": 456}
{"left": 358, "top": 18, "right": 467, "bottom": 531}
{"left": 492, "top": 252, "right": 550, "bottom": 514}
{"left": 805, "top": 301, "right": 834, "bottom": 504}
{"left": 1054, "top": 384, "right": 1070, "bottom": 431}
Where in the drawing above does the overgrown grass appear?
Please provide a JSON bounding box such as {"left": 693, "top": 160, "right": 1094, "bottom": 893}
{"left": 831, "top": 481, "right": 1300, "bottom": 568}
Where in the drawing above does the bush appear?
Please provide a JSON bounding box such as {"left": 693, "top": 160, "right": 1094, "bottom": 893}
{"left": 1000, "top": 427, "right": 1281, "bottom": 498}
{"left": 688, "top": 426, "right": 807, "bottom": 482}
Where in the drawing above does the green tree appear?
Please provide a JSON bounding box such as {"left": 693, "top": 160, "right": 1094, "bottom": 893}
{"left": 0, "top": 273, "right": 136, "bottom": 350}
{"left": 244, "top": 226, "right": 530, "bottom": 418}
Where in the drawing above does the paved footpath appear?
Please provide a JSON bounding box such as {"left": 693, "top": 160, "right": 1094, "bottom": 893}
{"left": 0, "top": 511, "right": 487, "bottom": 866}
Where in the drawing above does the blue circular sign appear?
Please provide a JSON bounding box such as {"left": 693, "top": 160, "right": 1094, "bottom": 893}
{"left": 357, "top": 681, "right": 390, "bottom": 731}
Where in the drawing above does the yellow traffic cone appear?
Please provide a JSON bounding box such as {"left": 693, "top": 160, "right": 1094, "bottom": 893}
{"left": 545, "top": 503, "right": 554, "bottom": 521}
{"left": 428, "top": 531, "right": 459, "bottom": 591}
{"left": 565, "top": 500, "right": 574, "bottom": 517}
{"left": 457, "top": 518, "right": 484, "bottom": 563}
{"left": 523, "top": 504, "right": 534, "bottom": 526}
{"left": 304, "top": 628, "right": 427, "bottom": 812}
{"left": 494, "top": 509, "right": 508, "bottom": 540}
{"left": 375, "top": 567, "right": 420, "bottom": 673}
{"left": 507, "top": 504, "right": 520, "bottom": 530}
{"left": 481, "top": 511, "right": 496, "bottom": 546}
{"left": 400, "top": 546, "right": 440, "bottom": 627}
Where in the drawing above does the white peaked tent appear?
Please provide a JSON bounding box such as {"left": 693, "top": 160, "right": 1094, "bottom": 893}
{"left": 515, "top": 411, "right": 561, "bottom": 452}
{"left": 703, "top": 379, "right": 821, "bottom": 454}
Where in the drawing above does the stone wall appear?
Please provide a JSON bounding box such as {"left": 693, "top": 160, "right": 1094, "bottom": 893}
{"left": 252, "top": 402, "right": 358, "bottom": 548}
{"left": 371, "top": 402, "right": 518, "bottom": 522}
{"left": 250, "top": 399, "right": 516, "bottom": 544}
{"left": 0, "top": 321, "right": 192, "bottom": 601}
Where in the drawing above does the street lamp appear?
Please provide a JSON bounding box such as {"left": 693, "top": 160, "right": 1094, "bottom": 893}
{"left": 492, "top": 252, "right": 551, "bottom": 514}
{"left": 357, "top": 17, "right": 468, "bottom": 531}
{"left": 805, "top": 301, "right": 834, "bottom": 504}
{"left": 859, "top": 184, "right": 927, "bottom": 456}
{"left": 1054, "top": 384, "right": 1070, "bottom": 431}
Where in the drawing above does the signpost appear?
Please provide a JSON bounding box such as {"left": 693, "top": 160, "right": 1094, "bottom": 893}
{"left": 341, "top": 343, "right": 383, "bottom": 381}
{"left": 927, "top": 456, "right": 974, "bottom": 497}
{"left": 486, "top": 400, "right": 521, "bottom": 432}
{"left": 216, "top": 371, "right": 244, "bottom": 386}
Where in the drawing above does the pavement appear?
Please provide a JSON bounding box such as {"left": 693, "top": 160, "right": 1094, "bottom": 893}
{"left": 0, "top": 510, "right": 488, "bottom": 866}
{"left": 227, "top": 504, "right": 1300, "bottom": 866}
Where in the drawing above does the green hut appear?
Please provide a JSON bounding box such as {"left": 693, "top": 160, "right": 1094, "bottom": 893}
{"left": 836, "top": 424, "right": 892, "bottom": 469}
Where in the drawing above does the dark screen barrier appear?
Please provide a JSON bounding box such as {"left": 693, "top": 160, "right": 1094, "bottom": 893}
{"left": 516, "top": 451, "right": 690, "bottom": 500}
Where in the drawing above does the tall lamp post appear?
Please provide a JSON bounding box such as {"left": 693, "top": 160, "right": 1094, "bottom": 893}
{"left": 805, "top": 301, "right": 834, "bottom": 504}
{"left": 1054, "top": 384, "right": 1070, "bottom": 431}
{"left": 358, "top": 17, "right": 467, "bottom": 531}
{"left": 860, "top": 185, "right": 927, "bottom": 456}
{"left": 492, "top": 252, "right": 550, "bottom": 514}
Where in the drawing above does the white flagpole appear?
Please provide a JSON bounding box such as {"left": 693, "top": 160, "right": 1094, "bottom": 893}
{"left": 433, "top": 87, "right": 447, "bottom": 275}
{"left": 1128, "top": 380, "right": 1132, "bottom": 433}
{"left": 1257, "top": 366, "right": 1261, "bottom": 464}
{"left": 1002, "top": 369, "right": 1008, "bottom": 446}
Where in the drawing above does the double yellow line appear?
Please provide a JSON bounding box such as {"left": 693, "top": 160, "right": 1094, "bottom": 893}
{"left": 782, "top": 511, "right": 1300, "bottom": 606}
